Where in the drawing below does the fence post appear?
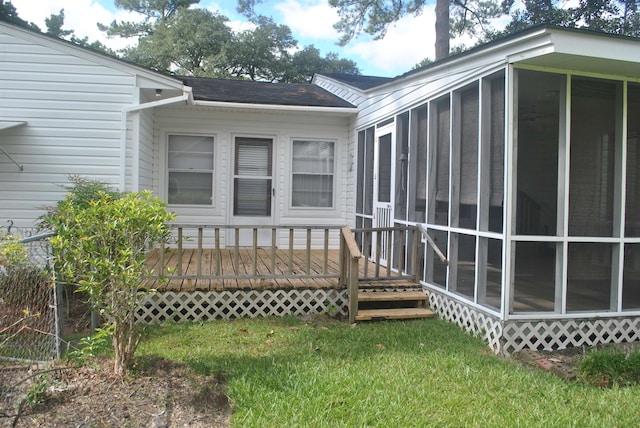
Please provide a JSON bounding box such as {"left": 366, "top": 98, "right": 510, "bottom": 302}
{"left": 54, "top": 281, "right": 65, "bottom": 358}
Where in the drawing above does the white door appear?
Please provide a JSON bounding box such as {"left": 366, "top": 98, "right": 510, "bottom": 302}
{"left": 230, "top": 137, "right": 274, "bottom": 247}
{"left": 373, "top": 126, "right": 394, "bottom": 263}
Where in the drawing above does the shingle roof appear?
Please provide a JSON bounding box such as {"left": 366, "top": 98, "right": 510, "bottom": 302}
{"left": 317, "top": 73, "right": 394, "bottom": 90}
{"left": 180, "top": 76, "right": 356, "bottom": 108}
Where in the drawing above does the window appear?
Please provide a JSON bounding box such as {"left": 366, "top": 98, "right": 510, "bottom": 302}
{"left": 291, "top": 140, "right": 334, "bottom": 208}
{"left": 167, "top": 135, "right": 214, "bottom": 205}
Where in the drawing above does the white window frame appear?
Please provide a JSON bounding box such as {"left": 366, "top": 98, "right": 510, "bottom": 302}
{"left": 166, "top": 133, "right": 215, "bottom": 206}
{"left": 290, "top": 139, "right": 336, "bottom": 210}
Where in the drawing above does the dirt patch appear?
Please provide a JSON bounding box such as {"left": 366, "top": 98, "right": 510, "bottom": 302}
{"left": 513, "top": 347, "right": 585, "bottom": 380}
{"left": 0, "top": 357, "right": 231, "bottom": 428}
{"left": 512, "top": 342, "right": 640, "bottom": 382}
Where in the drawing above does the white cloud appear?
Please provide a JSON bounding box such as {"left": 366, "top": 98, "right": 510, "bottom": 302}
{"left": 345, "top": 8, "right": 437, "bottom": 76}
{"left": 274, "top": 0, "right": 340, "bottom": 40}
{"left": 10, "top": 0, "right": 141, "bottom": 50}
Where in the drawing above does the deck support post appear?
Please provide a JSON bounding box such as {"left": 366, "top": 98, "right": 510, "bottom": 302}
{"left": 340, "top": 226, "right": 361, "bottom": 324}
{"left": 411, "top": 226, "right": 420, "bottom": 283}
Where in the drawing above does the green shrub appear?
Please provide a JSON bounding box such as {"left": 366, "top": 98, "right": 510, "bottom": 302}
{"left": 0, "top": 232, "right": 27, "bottom": 267}
{"left": 37, "top": 175, "right": 122, "bottom": 231}
{"left": 48, "top": 185, "right": 175, "bottom": 376}
{"left": 66, "top": 325, "right": 114, "bottom": 364}
{"left": 578, "top": 346, "right": 640, "bottom": 387}
{"left": 25, "top": 374, "right": 50, "bottom": 407}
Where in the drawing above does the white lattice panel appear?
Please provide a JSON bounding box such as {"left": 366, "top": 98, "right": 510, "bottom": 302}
{"left": 426, "top": 289, "right": 503, "bottom": 354}
{"left": 426, "top": 287, "right": 640, "bottom": 356}
{"left": 136, "top": 289, "right": 348, "bottom": 324}
{"left": 502, "top": 317, "right": 640, "bottom": 355}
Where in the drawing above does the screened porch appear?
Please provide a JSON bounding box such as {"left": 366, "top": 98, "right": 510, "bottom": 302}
{"left": 353, "top": 67, "right": 640, "bottom": 321}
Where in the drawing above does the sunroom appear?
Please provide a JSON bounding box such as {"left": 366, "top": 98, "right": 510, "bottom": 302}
{"left": 348, "top": 26, "right": 640, "bottom": 354}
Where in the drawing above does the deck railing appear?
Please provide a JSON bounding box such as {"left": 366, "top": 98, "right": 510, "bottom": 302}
{"left": 151, "top": 224, "right": 343, "bottom": 282}
{"left": 351, "top": 225, "right": 422, "bottom": 281}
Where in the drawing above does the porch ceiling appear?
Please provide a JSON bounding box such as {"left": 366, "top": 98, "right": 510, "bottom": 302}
{"left": 519, "top": 52, "right": 640, "bottom": 80}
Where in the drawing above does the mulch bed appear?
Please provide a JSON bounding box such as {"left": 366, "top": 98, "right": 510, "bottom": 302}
{"left": 0, "top": 357, "right": 231, "bottom": 428}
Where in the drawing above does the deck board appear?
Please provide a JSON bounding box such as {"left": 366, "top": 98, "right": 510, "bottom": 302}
{"left": 145, "top": 247, "right": 417, "bottom": 291}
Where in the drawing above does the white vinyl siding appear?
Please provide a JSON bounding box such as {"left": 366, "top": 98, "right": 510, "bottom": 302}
{"left": 0, "top": 29, "right": 132, "bottom": 227}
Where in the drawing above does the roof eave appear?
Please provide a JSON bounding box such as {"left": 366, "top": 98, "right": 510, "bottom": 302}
{"left": 192, "top": 100, "right": 359, "bottom": 115}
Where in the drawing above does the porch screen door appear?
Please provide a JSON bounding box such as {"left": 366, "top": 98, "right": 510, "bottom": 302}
{"left": 232, "top": 137, "right": 274, "bottom": 246}
{"left": 373, "top": 127, "right": 394, "bottom": 263}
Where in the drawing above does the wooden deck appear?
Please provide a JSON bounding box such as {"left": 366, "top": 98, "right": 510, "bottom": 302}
{"left": 144, "top": 247, "right": 416, "bottom": 292}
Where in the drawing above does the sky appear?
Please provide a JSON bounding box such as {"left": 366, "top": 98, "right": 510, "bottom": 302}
{"left": 8, "top": 0, "right": 480, "bottom": 77}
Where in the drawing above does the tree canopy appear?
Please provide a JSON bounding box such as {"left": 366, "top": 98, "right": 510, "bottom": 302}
{"left": 100, "top": 0, "right": 359, "bottom": 82}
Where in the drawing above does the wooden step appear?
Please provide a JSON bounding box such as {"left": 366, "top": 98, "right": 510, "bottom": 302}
{"left": 358, "top": 291, "right": 426, "bottom": 302}
{"left": 355, "top": 307, "right": 435, "bottom": 321}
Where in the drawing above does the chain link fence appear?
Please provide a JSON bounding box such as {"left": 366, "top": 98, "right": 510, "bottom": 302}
{"left": 0, "top": 228, "right": 60, "bottom": 362}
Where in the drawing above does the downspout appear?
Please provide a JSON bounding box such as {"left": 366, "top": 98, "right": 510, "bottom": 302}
{"left": 119, "top": 86, "right": 193, "bottom": 192}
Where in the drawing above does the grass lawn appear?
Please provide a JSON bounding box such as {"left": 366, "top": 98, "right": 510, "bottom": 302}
{"left": 138, "top": 317, "right": 640, "bottom": 427}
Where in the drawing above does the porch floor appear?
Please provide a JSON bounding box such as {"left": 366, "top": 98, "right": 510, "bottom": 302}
{"left": 145, "top": 248, "right": 413, "bottom": 291}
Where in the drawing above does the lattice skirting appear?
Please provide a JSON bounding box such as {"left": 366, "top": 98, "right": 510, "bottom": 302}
{"left": 425, "top": 287, "right": 640, "bottom": 355}
{"left": 136, "top": 289, "right": 348, "bottom": 324}
{"left": 426, "top": 289, "right": 503, "bottom": 354}
{"left": 501, "top": 317, "right": 640, "bottom": 355}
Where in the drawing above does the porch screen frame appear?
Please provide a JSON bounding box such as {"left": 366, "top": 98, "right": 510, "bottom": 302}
{"left": 509, "top": 66, "right": 640, "bottom": 319}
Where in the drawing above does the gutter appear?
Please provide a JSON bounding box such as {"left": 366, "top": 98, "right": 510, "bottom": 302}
{"left": 123, "top": 86, "right": 193, "bottom": 113}
{"left": 192, "top": 99, "right": 358, "bottom": 115}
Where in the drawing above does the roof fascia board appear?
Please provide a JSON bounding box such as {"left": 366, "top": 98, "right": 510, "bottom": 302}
{"left": 312, "top": 74, "right": 368, "bottom": 96}
{"left": 354, "top": 60, "right": 506, "bottom": 130}
{"left": 191, "top": 99, "right": 358, "bottom": 115}
{"left": 0, "top": 21, "right": 183, "bottom": 91}
{"left": 549, "top": 30, "right": 640, "bottom": 62}
{"left": 368, "top": 29, "right": 553, "bottom": 95}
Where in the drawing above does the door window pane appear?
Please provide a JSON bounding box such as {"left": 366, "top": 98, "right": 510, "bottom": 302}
{"left": 516, "top": 70, "right": 563, "bottom": 235}
{"left": 234, "top": 138, "right": 272, "bottom": 216}
{"left": 378, "top": 133, "right": 392, "bottom": 203}
{"left": 569, "top": 77, "right": 619, "bottom": 237}
{"left": 292, "top": 140, "right": 334, "bottom": 208}
{"left": 167, "top": 135, "right": 214, "bottom": 205}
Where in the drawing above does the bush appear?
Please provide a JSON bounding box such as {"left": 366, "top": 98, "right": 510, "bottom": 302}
{"left": 0, "top": 232, "right": 28, "bottom": 267}
{"left": 48, "top": 186, "right": 175, "bottom": 376}
{"left": 37, "top": 175, "right": 122, "bottom": 231}
{"left": 577, "top": 346, "right": 640, "bottom": 387}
